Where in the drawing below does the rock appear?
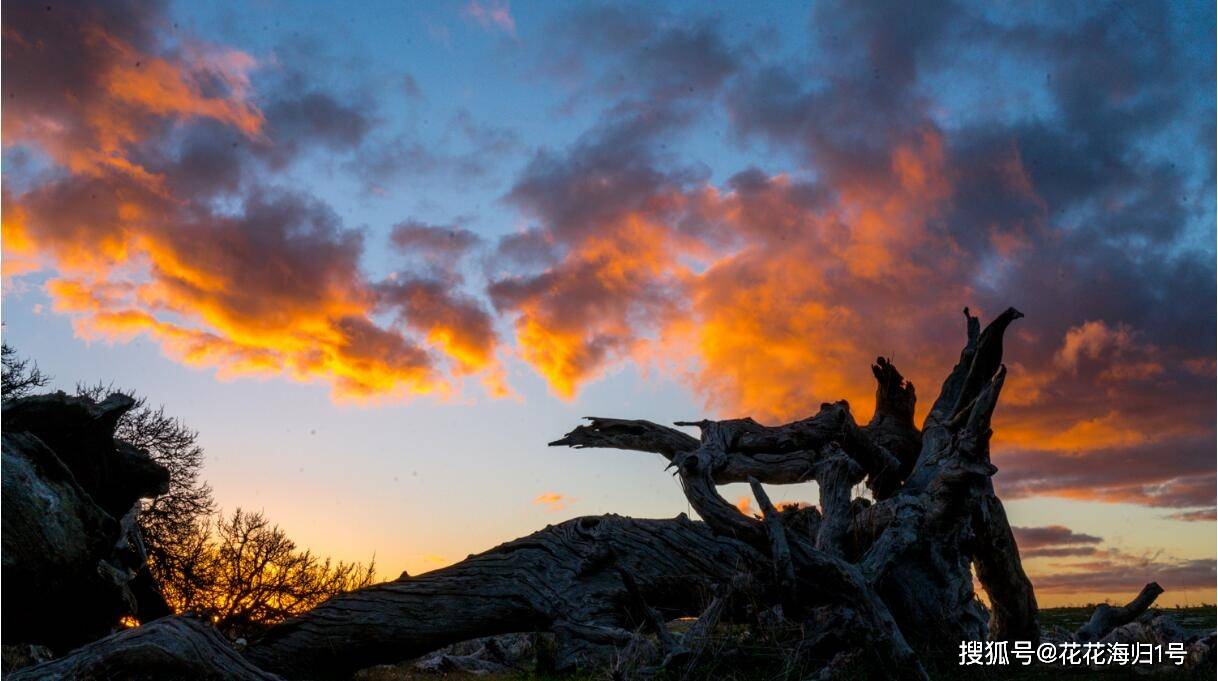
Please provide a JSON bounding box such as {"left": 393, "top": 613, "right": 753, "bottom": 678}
{"left": 2, "top": 432, "right": 132, "bottom": 649}
{"left": 1, "top": 392, "right": 170, "bottom": 651}
{"left": 3, "top": 392, "right": 169, "bottom": 517}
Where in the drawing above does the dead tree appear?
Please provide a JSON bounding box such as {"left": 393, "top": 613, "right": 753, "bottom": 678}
{"left": 237, "top": 307, "right": 1039, "bottom": 679}
{"left": 15, "top": 306, "right": 1202, "bottom": 680}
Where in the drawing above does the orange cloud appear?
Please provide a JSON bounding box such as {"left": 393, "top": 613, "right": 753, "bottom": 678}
{"left": 993, "top": 321, "right": 1185, "bottom": 456}
{"left": 496, "top": 129, "right": 967, "bottom": 422}
{"left": 1054, "top": 321, "right": 1164, "bottom": 382}
{"left": 2, "top": 3, "right": 506, "bottom": 403}
{"left": 1046, "top": 412, "right": 1149, "bottom": 451}
{"left": 490, "top": 213, "right": 697, "bottom": 398}
{"left": 4, "top": 21, "right": 261, "bottom": 187}
{"left": 100, "top": 37, "right": 262, "bottom": 137}
{"left": 1057, "top": 320, "right": 1129, "bottom": 368}
{"left": 533, "top": 492, "right": 573, "bottom": 511}
{"left": 734, "top": 496, "right": 754, "bottom": 516}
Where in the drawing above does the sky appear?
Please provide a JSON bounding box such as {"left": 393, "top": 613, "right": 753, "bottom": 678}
{"left": 1, "top": 0, "right": 1214, "bottom": 607}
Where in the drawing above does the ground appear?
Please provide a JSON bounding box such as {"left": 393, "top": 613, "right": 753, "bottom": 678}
{"left": 351, "top": 606, "right": 1216, "bottom": 680}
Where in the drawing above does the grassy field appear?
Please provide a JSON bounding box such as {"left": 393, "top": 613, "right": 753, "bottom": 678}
{"left": 1038, "top": 605, "right": 1215, "bottom": 632}
{"left": 354, "top": 606, "right": 1216, "bottom": 681}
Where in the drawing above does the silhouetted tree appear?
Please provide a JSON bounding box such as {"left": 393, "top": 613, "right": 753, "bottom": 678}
{"left": 72, "top": 384, "right": 374, "bottom": 634}
{"left": 6, "top": 345, "right": 373, "bottom": 640}
{"left": 2, "top": 342, "right": 50, "bottom": 399}
{"left": 182, "top": 509, "right": 376, "bottom": 639}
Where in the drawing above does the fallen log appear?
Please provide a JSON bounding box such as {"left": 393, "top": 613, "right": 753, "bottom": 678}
{"left": 9, "top": 617, "right": 281, "bottom": 681}
{"left": 1074, "top": 582, "right": 1165, "bottom": 643}
{"left": 245, "top": 514, "right": 767, "bottom": 679}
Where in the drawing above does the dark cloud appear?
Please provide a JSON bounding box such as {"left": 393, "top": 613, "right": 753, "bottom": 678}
{"left": 347, "top": 111, "right": 520, "bottom": 195}
{"left": 1012, "top": 526, "right": 1103, "bottom": 559}
{"left": 2, "top": 0, "right": 261, "bottom": 178}
{"left": 493, "top": 229, "right": 558, "bottom": 268}
{"left": 1012, "top": 525, "right": 1103, "bottom": 550}
{"left": 260, "top": 92, "right": 372, "bottom": 166}
{"left": 163, "top": 120, "right": 254, "bottom": 197}
{"left": 390, "top": 220, "right": 481, "bottom": 260}
{"left": 349, "top": 137, "right": 459, "bottom": 192}
{"left": 376, "top": 278, "right": 500, "bottom": 387}
{"left": 546, "top": 3, "right": 748, "bottom": 108}
{"left": 1168, "top": 509, "right": 1217, "bottom": 523}
{"left": 1032, "top": 558, "right": 1216, "bottom": 595}
{"left": 995, "top": 440, "right": 1216, "bottom": 509}
{"left": 1023, "top": 547, "right": 1100, "bottom": 559}
{"left": 1012, "top": 525, "right": 1213, "bottom": 595}
{"left": 504, "top": 105, "right": 703, "bottom": 245}
{"left": 401, "top": 73, "right": 422, "bottom": 100}
{"left": 448, "top": 109, "right": 520, "bottom": 157}
{"left": 487, "top": 104, "right": 715, "bottom": 395}
{"left": 725, "top": 2, "right": 955, "bottom": 182}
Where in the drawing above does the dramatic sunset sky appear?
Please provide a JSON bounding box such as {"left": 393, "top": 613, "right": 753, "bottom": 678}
{"left": 2, "top": 1, "right": 1214, "bottom": 606}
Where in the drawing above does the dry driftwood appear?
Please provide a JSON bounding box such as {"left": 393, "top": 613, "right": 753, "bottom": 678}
{"left": 245, "top": 514, "right": 767, "bottom": 678}
{"left": 1064, "top": 584, "right": 1216, "bottom": 673}
{"left": 9, "top": 617, "right": 281, "bottom": 681}
{"left": 1074, "top": 582, "right": 1165, "bottom": 643}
